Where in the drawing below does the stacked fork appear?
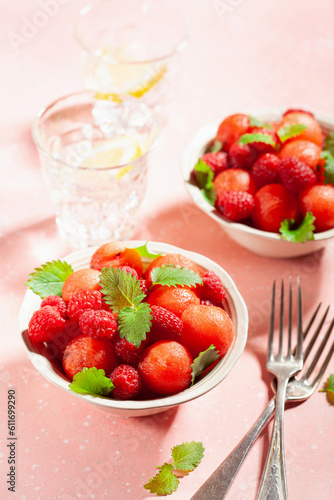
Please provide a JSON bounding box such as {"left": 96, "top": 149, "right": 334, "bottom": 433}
{"left": 191, "top": 278, "right": 334, "bottom": 500}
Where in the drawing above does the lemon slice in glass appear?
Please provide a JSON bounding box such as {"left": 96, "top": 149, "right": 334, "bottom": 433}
{"left": 79, "top": 136, "right": 143, "bottom": 178}
{"left": 94, "top": 43, "right": 166, "bottom": 98}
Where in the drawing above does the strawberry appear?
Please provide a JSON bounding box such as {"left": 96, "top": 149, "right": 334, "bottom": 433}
{"left": 62, "top": 334, "right": 118, "bottom": 380}
{"left": 252, "top": 184, "right": 299, "bottom": 232}
{"left": 148, "top": 305, "right": 183, "bottom": 344}
{"left": 215, "top": 113, "right": 250, "bottom": 151}
{"left": 216, "top": 190, "right": 255, "bottom": 222}
{"left": 251, "top": 153, "right": 280, "bottom": 189}
{"left": 279, "top": 157, "right": 317, "bottom": 193}
{"left": 201, "top": 151, "right": 228, "bottom": 176}
{"left": 298, "top": 184, "right": 334, "bottom": 232}
{"left": 227, "top": 142, "right": 257, "bottom": 170}
{"left": 110, "top": 364, "right": 142, "bottom": 400}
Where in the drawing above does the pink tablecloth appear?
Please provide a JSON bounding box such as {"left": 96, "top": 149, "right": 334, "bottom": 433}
{"left": 1, "top": 1, "right": 334, "bottom": 499}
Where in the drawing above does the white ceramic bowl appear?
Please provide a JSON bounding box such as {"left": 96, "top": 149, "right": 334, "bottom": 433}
{"left": 19, "top": 241, "right": 248, "bottom": 417}
{"left": 182, "top": 108, "right": 334, "bottom": 258}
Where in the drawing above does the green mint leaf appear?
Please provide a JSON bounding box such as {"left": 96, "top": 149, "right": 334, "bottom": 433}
{"left": 320, "top": 150, "right": 334, "bottom": 185}
{"left": 193, "top": 159, "right": 217, "bottom": 206}
{"left": 323, "top": 131, "right": 334, "bottom": 156}
{"left": 171, "top": 441, "right": 205, "bottom": 471}
{"left": 206, "top": 139, "right": 223, "bottom": 153}
{"left": 99, "top": 267, "right": 145, "bottom": 313}
{"left": 191, "top": 345, "right": 220, "bottom": 385}
{"left": 248, "top": 115, "right": 272, "bottom": 129}
{"left": 277, "top": 123, "right": 307, "bottom": 143}
{"left": 239, "top": 133, "right": 276, "bottom": 147}
{"left": 201, "top": 184, "right": 216, "bottom": 206}
{"left": 117, "top": 302, "right": 152, "bottom": 348}
{"left": 193, "top": 158, "right": 214, "bottom": 189}
{"left": 133, "top": 242, "right": 161, "bottom": 259}
{"left": 327, "top": 374, "right": 334, "bottom": 394}
{"left": 24, "top": 260, "right": 74, "bottom": 298}
{"left": 69, "top": 367, "right": 114, "bottom": 396}
{"left": 143, "top": 463, "right": 180, "bottom": 496}
{"left": 151, "top": 264, "right": 203, "bottom": 288}
{"left": 279, "top": 212, "right": 315, "bottom": 243}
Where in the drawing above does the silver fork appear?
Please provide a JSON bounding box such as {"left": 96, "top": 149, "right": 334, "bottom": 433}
{"left": 257, "top": 278, "right": 303, "bottom": 500}
{"left": 191, "top": 303, "right": 334, "bottom": 500}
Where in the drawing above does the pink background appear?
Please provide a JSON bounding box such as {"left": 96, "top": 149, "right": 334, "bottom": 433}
{"left": 1, "top": 0, "right": 334, "bottom": 499}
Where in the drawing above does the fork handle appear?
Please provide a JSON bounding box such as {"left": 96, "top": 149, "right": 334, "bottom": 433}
{"left": 257, "top": 379, "right": 288, "bottom": 500}
{"left": 190, "top": 397, "right": 276, "bottom": 499}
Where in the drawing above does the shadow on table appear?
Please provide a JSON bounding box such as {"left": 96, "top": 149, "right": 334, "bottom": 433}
{"left": 2, "top": 355, "right": 179, "bottom": 500}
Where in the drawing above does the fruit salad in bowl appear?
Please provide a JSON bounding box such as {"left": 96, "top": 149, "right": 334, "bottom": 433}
{"left": 182, "top": 108, "right": 334, "bottom": 258}
{"left": 19, "top": 241, "right": 248, "bottom": 417}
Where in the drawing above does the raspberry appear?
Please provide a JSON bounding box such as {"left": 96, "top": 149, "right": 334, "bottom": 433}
{"left": 139, "top": 279, "right": 150, "bottom": 298}
{"left": 148, "top": 305, "right": 183, "bottom": 344}
{"left": 216, "top": 190, "right": 255, "bottom": 222}
{"left": 28, "top": 305, "right": 66, "bottom": 343}
{"left": 118, "top": 265, "right": 138, "bottom": 279}
{"left": 79, "top": 309, "right": 118, "bottom": 340}
{"left": 41, "top": 295, "right": 67, "bottom": 318}
{"left": 247, "top": 127, "right": 280, "bottom": 155}
{"left": 67, "top": 289, "right": 103, "bottom": 322}
{"left": 198, "top": 271, "right": 226, "bottom": 305}
{"left": 201, "top": 151, "right": 228, "bottom": 176}
{"left": 283, "top": 109, "right": 314, "bottom": 118}
{"left": 251, "top": 153, "right": 280, "bottom": 188}
{"left": 278, "top": 157, "right": 317, "bottom": 193}
{"left": 110, "top": 364, "right": 142, "bottom": 400}
{"left": 63, "top": 334, "right": 118, "bottom": 380}
{"left": 114, "top": 335, "right": 147, "bottom": 366}
{"left": 200, "top": 299, "right": 216, "bottom": 306}
{"left": 227, "top": 142, "right": 256, "bottom": 170}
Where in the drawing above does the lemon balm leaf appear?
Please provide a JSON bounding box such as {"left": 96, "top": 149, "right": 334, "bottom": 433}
{"left": 24, "top": 260, "right": 74, "bottom": 298}
{"left": 320, "top": 150, "right": 334, "bottom": 185}
{"left": 117, "top": 303, "right": 152, "bottom": 348}
{"left": 277, "top": 124, "right": 307, "bottom": 143}
{"left": 193, "top": 159, "right": 217, "bottom": 206}
{"left": 171, "top": 441, "right": 205, "bottom": 471}
{"left": 99, "top": 267, "right": 145, "bottom": 313}
{"left": 191, "top": 345, "right": 220, "bottom": 385}
{"left": 151, "top": 265, "right": 203, "bottom": 287}
{"left": 69, "top": 367, "right": 114, "bottom": 396}
{"left": 206, "top": 140, "right": 223, "bottom": 153}
{"left": 248, "top": 115, "right": 272, "bottom": 129}
{"left": 144, "top": 463, "right": 180, "bottom": 496}
{"left": 239, "top": 133, "right": 276, "bottom": 147}
{"left": 134, "top": 242, "right": 161, "bottom": 259}
{"left": 319, "top": 374, "right": 334, "bottom": 404}
{"left": 323, "top": 131, "right": 334, "bottom": 156}
{"left": 279, "top": 212, "right": 315, "bottom": 243}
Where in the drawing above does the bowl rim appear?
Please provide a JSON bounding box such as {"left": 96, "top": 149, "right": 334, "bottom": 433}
{"left": 19, "top": 240, "right": 248, "bottom": 412}
{"left": 181, "top": 108, "right": 334, "bottom": 243}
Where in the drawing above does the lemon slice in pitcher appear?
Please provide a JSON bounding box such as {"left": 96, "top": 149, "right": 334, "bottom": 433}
{"left": 79, "top": 136, "right": 143, "bottom": 178}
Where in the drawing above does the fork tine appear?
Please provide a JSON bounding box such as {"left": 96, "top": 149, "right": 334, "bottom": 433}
{"left": 304, "top": 316, "right": 334, "bottom": 381}
{"left": 296, "top": 276, "right": 303, "bottom": 361}
{"left": 288, "top": 277, "right": 292, "bottom": 356}
{"left": 303, "top": 305, "right": 330, "bottom": 362}
{"left": 278, "top": 279, "right": 284, "bottom": 359}
{"left": 268, "top": 280, "right": 275, "bottom": 362}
